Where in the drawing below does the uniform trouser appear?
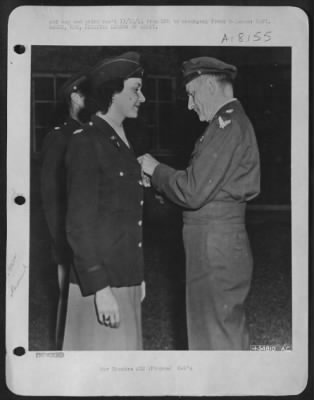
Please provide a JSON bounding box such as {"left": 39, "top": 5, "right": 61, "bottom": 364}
{"left": 183, "top": 222, "right": 253, "bottom": 350}
{"left": 63, "top": 283, "right": 142, "bottom": 350}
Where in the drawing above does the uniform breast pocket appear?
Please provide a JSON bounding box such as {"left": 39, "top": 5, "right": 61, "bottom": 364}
{"left": 105, "top": 169, "right": 142, "bottom": 209}
{"left": 119, "top": 169, "right": 142, "bottom": 196}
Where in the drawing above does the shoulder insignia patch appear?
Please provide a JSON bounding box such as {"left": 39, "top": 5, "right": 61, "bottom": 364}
{"left": 73, "top": 128, "right": 83, "bottom": 135}
{"left": 218, "top": 116, "right": 232, "bottom": 129}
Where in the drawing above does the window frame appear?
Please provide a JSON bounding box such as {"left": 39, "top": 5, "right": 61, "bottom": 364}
{"left": 31, "top": 73, "right": 177, "bottom": 156}
{"left": 31, "top": 72, "right": 72, "bottom": 155}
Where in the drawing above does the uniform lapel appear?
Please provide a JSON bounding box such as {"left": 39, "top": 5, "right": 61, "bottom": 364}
{"left": 91, "top": 115, "right": 139, "bottom": 165}
{"left": 212, "top": 98, "right": 240, "bottom": 122}
{"left": 190, "top": 123, "right": 211, "bottom": 160}
{"left": 191, "top": 99, "right": 241, "bottom": 160}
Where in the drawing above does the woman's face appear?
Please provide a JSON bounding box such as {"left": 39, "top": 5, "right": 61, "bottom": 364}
{"left": 71, "top": 91, "right": 85, "bottom": 111}
{"left": 113, "top": 78, "right": 145, "bottom": 119}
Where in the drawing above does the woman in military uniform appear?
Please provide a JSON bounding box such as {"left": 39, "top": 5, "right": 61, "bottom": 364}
{"left": 63, "top": 52, "right": 146, "bottom": 350}
{"left": 41, "top": 71, "right": 90, "bottom": 349}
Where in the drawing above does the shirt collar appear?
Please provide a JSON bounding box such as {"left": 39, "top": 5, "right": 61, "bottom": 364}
{"left": 217, "top": 98, "right": 237, "bottom": 111}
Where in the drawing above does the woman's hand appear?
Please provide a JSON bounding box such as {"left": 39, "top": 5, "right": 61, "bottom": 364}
{"left": 94, "top": 286, "right": 120, "bottom": 328}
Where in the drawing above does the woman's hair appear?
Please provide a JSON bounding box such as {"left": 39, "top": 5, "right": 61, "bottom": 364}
{"left": 91, "top": 78, "right": 125, "bottom": 114}
{"left": 63, "top": 78, "right": 91, "bottom": 107}
{"left": 50, "top": 78, "right": 91, "bottom": 126}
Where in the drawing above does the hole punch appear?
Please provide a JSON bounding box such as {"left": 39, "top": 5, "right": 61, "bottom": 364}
{"left": 13, "top": 347, "right": 26, "bottom": 356}
{"left": 14, "top": 196, "right": 26, "bottom": 205}
{"left": 14, "top": 45, "right": 26, "bottom": 54}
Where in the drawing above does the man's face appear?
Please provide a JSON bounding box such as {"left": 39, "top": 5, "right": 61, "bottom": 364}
{"left": 114, "top": 78, "right": 145, "bottom": 119}
{"left": 185, "top": 76, "right": 215, "bottom": 122}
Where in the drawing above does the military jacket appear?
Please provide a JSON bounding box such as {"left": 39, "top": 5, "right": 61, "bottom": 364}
{"left": 152, "top": 100, "right": 260, "bottom": 214}
{"left": 66, "top": 114, "right": 144, "bottom": 297}
{"left": 41, "top": 118, "right": 81, "bottom": 264}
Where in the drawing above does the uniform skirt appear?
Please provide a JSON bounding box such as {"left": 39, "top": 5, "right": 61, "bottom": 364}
{"left": 63, "top": 283, "right": 143, "bottom": 350}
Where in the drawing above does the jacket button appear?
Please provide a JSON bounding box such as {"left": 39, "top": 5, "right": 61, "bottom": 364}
{"left": 138, "top": 242, "right": 142, "bottom": 248}
{"left": 138, "top": 220, "right": 142, "bottom": 226}
{"left": 119, "top": 171, "right": 124, "bottom": 176}
{"left": 140, "top": 200, "right": 144, "bottom": 206}
{"left": 138, "top": 180, "right": 143, "bottom": 186}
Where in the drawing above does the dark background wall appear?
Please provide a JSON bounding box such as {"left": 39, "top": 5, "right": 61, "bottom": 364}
{"left": 31, "top": 45, "right": 291, "bottom": 205}
{"left": 29, "top": 45, "right": 294, "bottom": 355}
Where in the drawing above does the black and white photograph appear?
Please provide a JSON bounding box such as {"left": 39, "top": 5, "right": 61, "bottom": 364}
{"left": 29, "top": 44, "right": 291, "bottom": 353}
{"left": 6, "top": 5, "right": 309, "bottom": 397}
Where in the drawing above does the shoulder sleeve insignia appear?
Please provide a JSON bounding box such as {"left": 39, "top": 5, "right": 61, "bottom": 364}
{"left": 218, "top": 116, "right": 232, "bottom": 129}
{"left": 73, "top": 128, "right": 83, "bottom": 135}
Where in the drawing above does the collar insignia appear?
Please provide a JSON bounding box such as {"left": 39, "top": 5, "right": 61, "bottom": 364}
{"left": 110, "top": 135, "right": 121, "bottom": 148}
{"left": 218, "top": 116, "right": 231, "bottom": 129}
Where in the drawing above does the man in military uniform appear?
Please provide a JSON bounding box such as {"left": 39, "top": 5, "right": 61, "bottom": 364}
{"left": 139, "top": 56, "right": 260, "bottom": 350}
{"left": 41, "top": 70, "right": 89, "bottom": 349}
